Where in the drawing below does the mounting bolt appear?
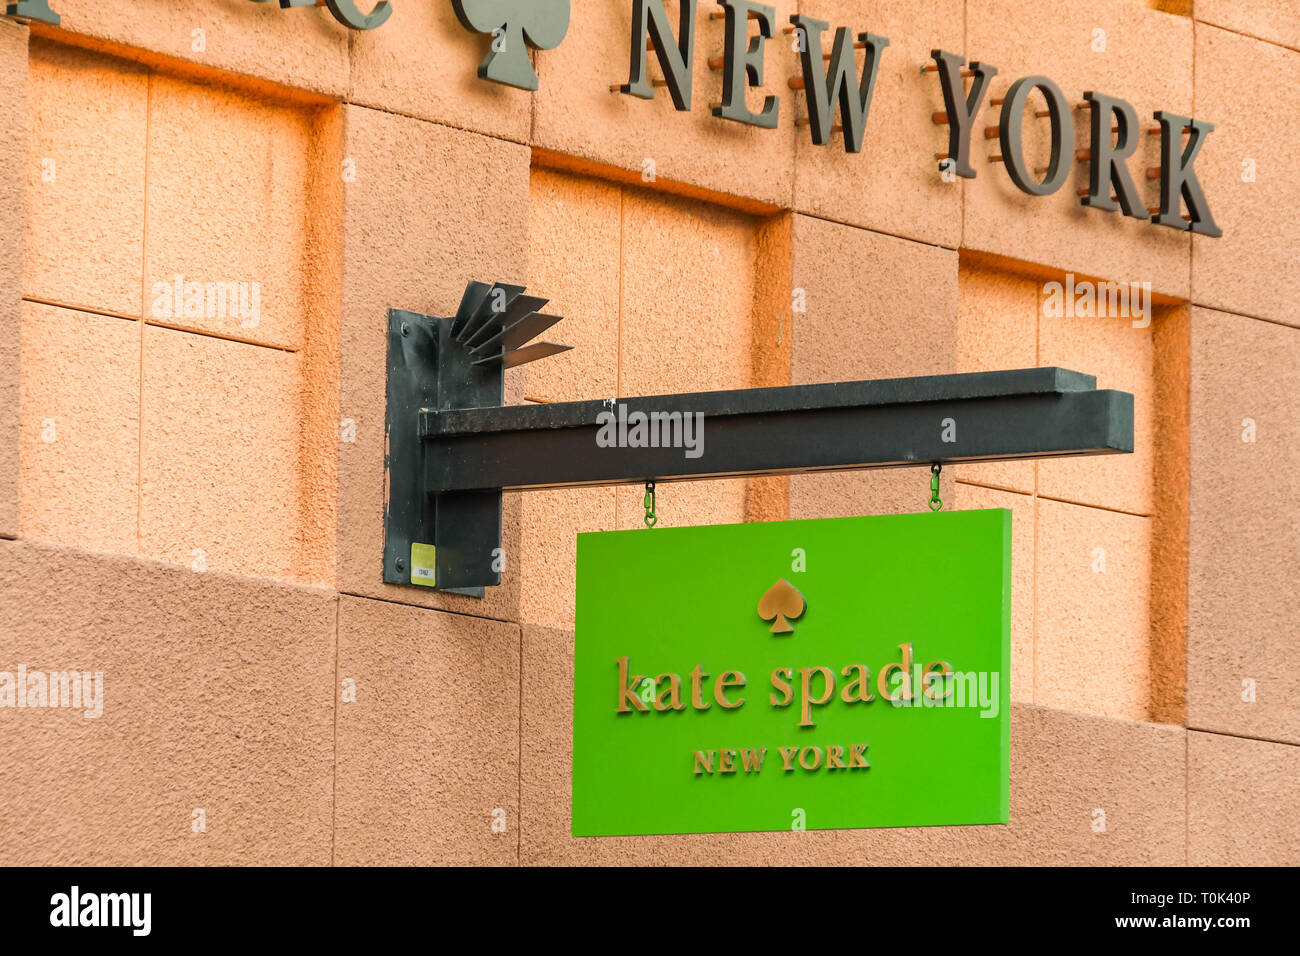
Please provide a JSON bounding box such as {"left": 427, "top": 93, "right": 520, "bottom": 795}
{"left": 395, "top": 557, "right": 406, "bottom": 573}
{"left": 400, "top": 322, "right": 410, "bottom": 336}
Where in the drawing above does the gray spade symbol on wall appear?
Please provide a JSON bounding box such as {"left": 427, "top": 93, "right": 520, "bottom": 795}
{"left": 757, "top": 578, "right": 807, "bottom": 635}
{"left": 452, "top": 0, "right": 571, "bottom": 91}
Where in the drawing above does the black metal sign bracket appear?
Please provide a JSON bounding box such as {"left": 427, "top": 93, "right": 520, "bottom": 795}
{"left": 384, "top": 281, "right": 1134, "bottom": 593}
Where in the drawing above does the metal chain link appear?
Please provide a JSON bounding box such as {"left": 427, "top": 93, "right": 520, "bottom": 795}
{"left": 644, "top": 481, "right": 657, "bottom": 527}
{"left": 929, "top": 462, "right": 943, "bottom": 512}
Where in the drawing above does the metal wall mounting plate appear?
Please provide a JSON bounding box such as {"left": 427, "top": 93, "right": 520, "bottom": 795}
{"left": 383, "top": 282, "right": 572, "bottom": 594}
{"left": 383, "top": 307, "right": 498, "bottom": 596}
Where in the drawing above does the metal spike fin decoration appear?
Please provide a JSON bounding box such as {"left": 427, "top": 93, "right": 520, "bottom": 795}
{"left": 450, "top": 281, "right": 493, "bottom": 339}
{"left": 451, "top": 281, "right": 571, "bottom": 369}
{"left": 477, "top": 341, "right": 573, "bottom": 369}
{"left": 468, "top": 305, "right": 557, "bottom": 356}
{"left": 500, "top": 311, "right": 564, "bottom": 352}
{"left": 467, "top": 294, "right": 549, "bottom": 352}
{"left": 456, "top": 282, "right": 525, "bottom": 345}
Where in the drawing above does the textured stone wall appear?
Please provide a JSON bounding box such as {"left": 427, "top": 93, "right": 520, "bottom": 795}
{"left": 0, "top": 0, "right": 1295, "bottom": 865}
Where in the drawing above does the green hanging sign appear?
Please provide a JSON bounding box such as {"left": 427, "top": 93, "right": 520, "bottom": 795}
{"left": 572, "top": 509, "right": 1011, "bottom": 837}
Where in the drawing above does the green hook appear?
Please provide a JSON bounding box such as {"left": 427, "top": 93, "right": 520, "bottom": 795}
{"left": 644, "top": 481, "right": 657, "bottom": 528}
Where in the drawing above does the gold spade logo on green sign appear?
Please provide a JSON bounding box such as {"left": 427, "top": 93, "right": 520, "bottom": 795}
{"left": 757, "top": 578, "right": 807, "bottom": 635}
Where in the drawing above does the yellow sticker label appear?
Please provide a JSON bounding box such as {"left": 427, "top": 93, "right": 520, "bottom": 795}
{"left": 410, "top": 543, "right": 437, "bottom": 587}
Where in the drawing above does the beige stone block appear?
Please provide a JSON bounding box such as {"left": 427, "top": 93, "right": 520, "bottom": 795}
{"left": 790, "top": 215, "right": 958, "bottom": 384}
{"left": 1189, "top": 731, "right": 1300, "bottom": 866}
{"left": 618, "top": 186, "right": 758, "bottom": 396}
{"left": 0, "top": 539, "right": 335, "bottom": 865}
{"left": 19, "top": 303, "right": 139, "bottom": 554}
{"left": 519, "top": 485, "right": 617, "bottom": 632}
{"left": 24, "top": 38, "right": 147, "bottom": 318}
{"left": 1197, "top": 0, "right": 1300, "bottom": 54}
{"left": 139, "top": 326, "right": 304, "bottom": 582}
{"left": 1191, "top": 27, "right": 1300, "bottom": 326}
{"left": 956, "top": 483, "right": 1034, "bottom": 704}
{"left": 334, "top": 596, "right": 519, "bottom": 865}
{"left": 0, "top": 20, "right": 27, "bottom": 539}
{"left": 988, "top": 705, "right": 1183, "bottom": 866}
{"left": 1035, "top": 498, "right": 1151, "bottom": 720}
{"left": 144, "top": 74, "right": 316, "bottom": 350}
{"left": 1187, "top": 307, "right": 1300, "bottom": 743}
{"left": 43, "top": 0, "right": 350, "bottom": 98}
{"left": 525, "top": 167, "right": 620, "bottom": 404}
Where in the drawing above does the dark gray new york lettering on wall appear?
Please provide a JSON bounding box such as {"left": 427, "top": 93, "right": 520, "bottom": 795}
{"left": 2, "top": 0, "right": 1222, "bottom": 236}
